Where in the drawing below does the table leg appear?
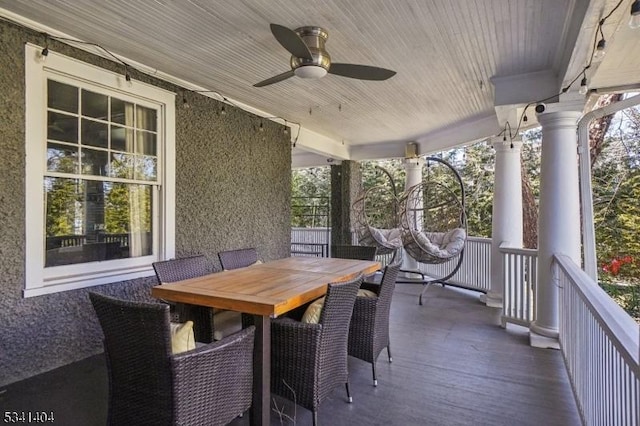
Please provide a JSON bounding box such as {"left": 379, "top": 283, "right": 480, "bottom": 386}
{"left": 250, "top": 314, "right": 270, "bottom": 426}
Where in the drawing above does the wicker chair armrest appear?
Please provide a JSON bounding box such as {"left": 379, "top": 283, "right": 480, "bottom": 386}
{"left": 271, "top": 318, "right": 322, "bottom": 362}
{"left": 171, "top": 326, "right": 255, "bottom": 423}
{"left": 271, "top": 317, "right": 322, "bottom": 336}
{"left": 172, "top": 325, "right": 255, "bottom": 363}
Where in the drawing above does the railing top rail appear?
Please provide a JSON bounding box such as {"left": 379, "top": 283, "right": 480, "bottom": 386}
{"left": 465, "top": 236, "right": 491, "bottom": 244}
{"left": 499, "top": 244, "right": 538, "bottom": 256}
{"left": 554, "top": 254, "right": 639, "bottom": 366}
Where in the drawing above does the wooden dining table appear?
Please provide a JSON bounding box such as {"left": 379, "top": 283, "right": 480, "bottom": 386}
{"left": 151, "top": 256, "right": 380, "bottom": 426}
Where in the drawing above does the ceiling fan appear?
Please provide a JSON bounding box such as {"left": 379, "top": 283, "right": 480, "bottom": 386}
{"left": 254, "top": 24, "right": 397, "bottom": 87}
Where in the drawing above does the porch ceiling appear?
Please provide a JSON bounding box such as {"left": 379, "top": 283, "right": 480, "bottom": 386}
{"left": 1, "top": 0, "right": 638, "bottom": 166}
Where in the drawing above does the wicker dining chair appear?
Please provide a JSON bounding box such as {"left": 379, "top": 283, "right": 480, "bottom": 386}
{"left": 152, "top": 255, "right": 218, "bottom": 343}
{"left": 347, "top": 262, "right": 401, "bottom": 386}
{"left": 270, "top": 274, "right": 363, "bottom": 426}
{"left": 89, "top": 292, "right": 255, "bottom": 426}
{"left": 218, "top": 247, "right": 259, "bottom": 270}
{"left": 331, "top": 244, "right": 377, "bottom": 261}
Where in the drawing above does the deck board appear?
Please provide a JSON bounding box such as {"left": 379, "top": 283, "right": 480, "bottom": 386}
{"left": 0, "top": 283, "right": 580, "bottom": 425}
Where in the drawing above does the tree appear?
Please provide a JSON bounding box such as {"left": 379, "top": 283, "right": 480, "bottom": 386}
{"left": 291, "top": 167, "right": 331, "bottom": 227}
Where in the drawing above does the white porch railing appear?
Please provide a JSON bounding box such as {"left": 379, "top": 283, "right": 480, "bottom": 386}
{"left": 501, "top": 245, "right": 537, "bottom": 327}
{"left": 291, "top": 227, "right": 331, "bottom": 257}
{"left": 555, "top": 254, "right": 639, "bottom": 426}
{"left": 415, "top": 236, "right": 492, "bottom": 292}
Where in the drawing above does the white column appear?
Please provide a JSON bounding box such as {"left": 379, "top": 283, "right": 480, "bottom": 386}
{"left": 530, "top": 105, "right": 583, "bottom": 349}
{"left": 483, "top": 138, "right": 524, "bottom": 308}
{"left": 402, "top": 157, "right": 424, "bottom": 274}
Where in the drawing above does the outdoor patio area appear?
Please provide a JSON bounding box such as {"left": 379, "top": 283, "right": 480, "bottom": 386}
{"left": 0, "top": 283, "right": 580, "bottom": 426}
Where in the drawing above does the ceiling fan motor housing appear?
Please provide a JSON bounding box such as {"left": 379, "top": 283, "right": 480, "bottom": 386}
{"left": 291, "top": 26, "right": 331, "bottom": 77}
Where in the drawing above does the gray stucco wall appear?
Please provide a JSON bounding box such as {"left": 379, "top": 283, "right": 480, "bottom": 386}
{"left": 0, "top": 20, "right": 291, "bottom": 387}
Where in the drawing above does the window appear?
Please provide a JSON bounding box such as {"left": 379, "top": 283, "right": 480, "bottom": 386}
{"left": 25, "top": 44, "right": 175, "bottom": 296}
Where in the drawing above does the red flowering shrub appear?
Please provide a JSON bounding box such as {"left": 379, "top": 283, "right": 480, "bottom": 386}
{"left": 602, "top": 256, "right": 635, "bottom": 276}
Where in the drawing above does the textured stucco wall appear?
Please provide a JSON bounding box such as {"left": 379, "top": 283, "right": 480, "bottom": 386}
{"left": 175, "top": 92, "right": 291, "bottom": 267}
{"left": 0, "top": 20, "right": 290, "bottom": 387}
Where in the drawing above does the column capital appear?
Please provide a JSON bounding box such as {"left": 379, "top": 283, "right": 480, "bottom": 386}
{"left": 536, "top": 109, "right": 583, "bottom": 131}
{"left": 536, "top": 92, "right": 585, "bottom": 127}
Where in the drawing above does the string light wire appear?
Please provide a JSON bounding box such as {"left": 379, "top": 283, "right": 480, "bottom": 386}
{"left": 0, "top": 15, "right": 302, "bottom": 148}
{"left": 501, "top": 0, "right": 625, "bottom": 142}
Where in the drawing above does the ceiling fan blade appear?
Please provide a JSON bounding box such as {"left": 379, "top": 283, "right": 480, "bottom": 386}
{"left": 270, "top": 24, "right": 313, "bottom": 60}
{"left": 328, "top": 63, "right": 396, "bottom": 81}
{"left": 253, "top": 70, "right": 295, "bottom": 87}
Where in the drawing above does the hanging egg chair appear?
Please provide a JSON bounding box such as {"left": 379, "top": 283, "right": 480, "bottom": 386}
{"left": 352, "top": 166, "right": 404, "bottom": 257}
{"left": 398, "top": 156, "right": 467, "bottom": 302}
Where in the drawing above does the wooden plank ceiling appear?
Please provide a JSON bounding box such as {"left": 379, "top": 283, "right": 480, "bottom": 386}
{"left": 0, "top": 0, "right": 637, "bottom": 163}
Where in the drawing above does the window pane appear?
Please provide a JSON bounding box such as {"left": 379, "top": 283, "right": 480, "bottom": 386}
{"left": 81, "top": 90, "right": 108, "bottom": 119}
{"left": 136, "top": 105, "right": 157, "bottom": 131}
{"left": 109, "top": 152, "right": 135, "bottom": 179}
{"left": 135, "top": 155, "right": 157, "bottom": 181}
{"left": 48, "top": 112, "right": 78, "bottom": 143}
{"left": 136, "top": 131, "right": 156, "bottom": 155}
{"left": 111, "top": 98, "right": 135, "bottom": 125}
{"left": 111, "top": 125, "right": 134, "bottom": 152}
{"left": 48, "top": 80, "right": 78, "bottom": 113}
{"left": 45, "top": 178, "right": 153, "bottom": 267}
{"left": 47, "top": 143, "right": 78, "bottom": 173}
{"left": 82, "top": 148, "right": 108, "bottom": 176}
{"left": 81, "top": 119, "right": 108, "bottom": 148}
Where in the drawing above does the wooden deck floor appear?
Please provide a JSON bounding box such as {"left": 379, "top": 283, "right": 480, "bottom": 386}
{"left": 0, "top": 283, "right": 580, "bottom": 425}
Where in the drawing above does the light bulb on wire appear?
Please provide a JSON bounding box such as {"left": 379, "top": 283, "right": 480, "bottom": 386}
{"left": 594, "top": 39, "right": 606, "bottom": 60}
{"left": 579, "top": 76, "right": 589, "bottom": 95}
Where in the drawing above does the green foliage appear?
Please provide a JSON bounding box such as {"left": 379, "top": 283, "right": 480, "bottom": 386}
{"left": 291, "top": 167, "right": 330, "bottom": 227}
{"left": 448, "top": 144, "right": 495, "bottom": 237}
{"left": 104, "top": 184, "right": 153, "bottom": 234}
{"left": 592, "top": 106, "right": 640, "bottom": 285}
{"left": 598, "top": 281, "right": 640, "bottom": 322}
{"left": 360, "top": 159, "right": 405, "bottom": 229}
{"left": 45, "top": 177, "right": 81, "bottom": 236}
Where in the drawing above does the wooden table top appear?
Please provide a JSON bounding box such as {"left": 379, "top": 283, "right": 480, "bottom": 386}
{"left": 151, "top": 256, "right": 380, "bottom": 317}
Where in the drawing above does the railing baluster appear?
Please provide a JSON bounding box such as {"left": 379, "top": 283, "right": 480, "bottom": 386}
{"left": 416, "top": 237, "right": 492, "bottom": 292}
{"left": 500, "top": 245, "right": 538, "bottom": 326}
{"left": 554, "top": 254, "right": 639, "bottom": 426}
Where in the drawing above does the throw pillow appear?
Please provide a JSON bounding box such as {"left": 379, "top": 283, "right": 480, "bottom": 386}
{"left": 169, "top": 320, "right": 196, "bottom": 354}
{"left": 301, "top": 297, "right": 325, "bottom": 323}
{"left": 358, "top": 289, "right": 378, "bottom": 298}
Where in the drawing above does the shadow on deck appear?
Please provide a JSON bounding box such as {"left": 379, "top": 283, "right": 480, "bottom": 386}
{"left": 0, "top": 284, "right": 580, "bottom": 425}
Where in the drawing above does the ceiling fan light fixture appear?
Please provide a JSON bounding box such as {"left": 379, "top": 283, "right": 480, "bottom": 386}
{"left": 630, "top": 0, "right": 640, "bottom": 29}
{"left": 294, "top": 65, "right": 327, "bottom": 79}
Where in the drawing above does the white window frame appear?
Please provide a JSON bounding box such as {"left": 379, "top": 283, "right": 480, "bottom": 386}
{"left": 24, "top": 44, "right": 175, "bottom": 297}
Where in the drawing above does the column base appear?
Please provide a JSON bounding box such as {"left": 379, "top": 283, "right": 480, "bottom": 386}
{"left": 529, "top": 321, "right": 560, "bottom": 350}
{"left": 479, "top": 292, "right": 503, "bottom": 308}
{"left": 399, "top": 270, "right": 425, "bottom": 281}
